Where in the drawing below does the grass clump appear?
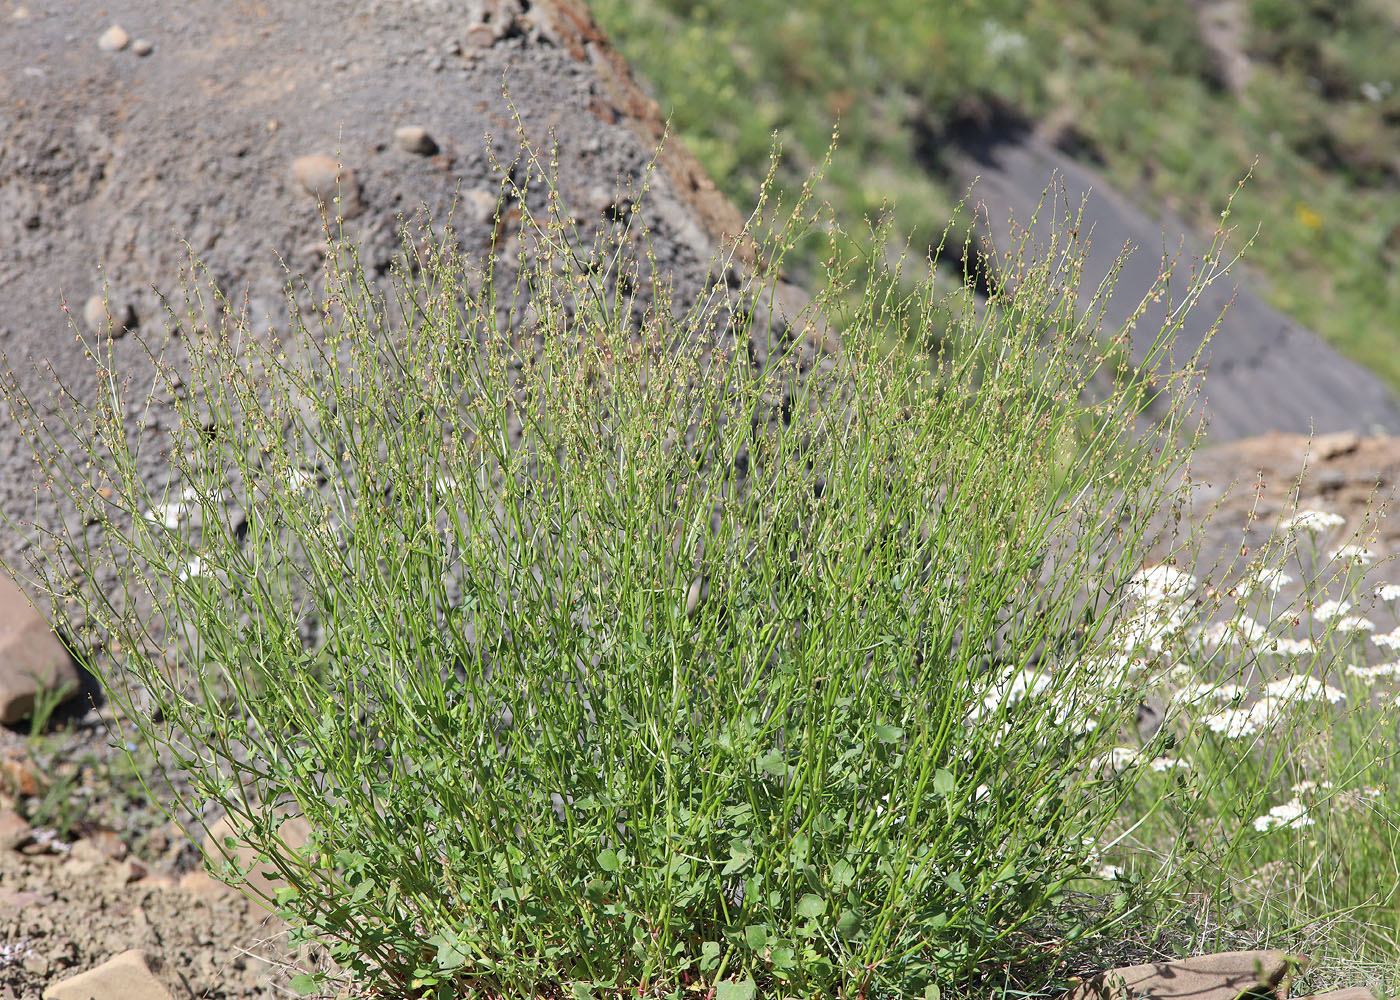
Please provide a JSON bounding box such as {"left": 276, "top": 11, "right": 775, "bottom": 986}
{"left": 1, "top": 132, "right": 1281, "bottom": 1000}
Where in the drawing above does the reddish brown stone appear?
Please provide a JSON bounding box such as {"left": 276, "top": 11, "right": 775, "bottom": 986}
{"left": 1067, "top": 950, "right": 1306, "bottom": 1000}
{"left": 0, "top": 573, "right": 79, "bottom": 725}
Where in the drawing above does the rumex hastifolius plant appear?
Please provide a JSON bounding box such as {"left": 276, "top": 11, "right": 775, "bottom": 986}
{"left": 1, "top": 130, "right": 1235, "bottom": 1000}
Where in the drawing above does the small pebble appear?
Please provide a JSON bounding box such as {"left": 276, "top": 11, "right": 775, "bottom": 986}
{"left": 291, "top": 155, "right": 364, "bottom": 218}
{"left": 292, "top": 155, "right": 351, "bottom": 200}
{"left": 97, "top": 24, "right": 130, "bottom": 52}
{"left": 131, "top": 38, "right": 153, "bottom": 56}
{"left": 330, "top": 56, "right": 348, "bottom": 71}
{"left": 83, "top": 295, "right": 135, "bottom": 337}
{"left": 394, "top": 125, "right": 439, "bottom": 156}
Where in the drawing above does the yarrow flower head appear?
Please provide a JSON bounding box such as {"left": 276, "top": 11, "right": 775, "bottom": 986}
{"left": 1172, "top": 681, "right": 1247, "bottom": 708}
{"left": 1346, "top": 661, "right": 1400, "bottom": 681}
{"left": 1371, "top": 629, "right": 1400, "bottom": 652}
{"left": 1262, "top": 673, "right": 1345, "bottom": 705}
{"left": 1334, "top": 615, "right": 1376, "bottom": 636}
{"left": 1269, "top": 636, "right": 1317, "bottom": 657}
{"left": 968, "top": 668, "right": 1052, "bottom": 721}
{"left": 1279, "top": 510, "right": 1344, "bottom": 538}
{"left": 1374, "top": 583, "right": 1400, "bottom": 603}
{"left": 1203, "top": 697, "right": 1286, "bottom": 738}
{"left": 1198, "top": 616, "right": 1270, "bottom": 650}
{"left": 1091, "top": 747, "right": 1142, "bottom": 775}
{"left": 1252, "top": 798, "right": 1314, "bottom": 832}
{"left": 1329, "top": 543, "right": 1376, "bottom": 567}
{"left": 1127, "top": 565, "right": 1197, "bottom": 605}
{"left": 1238, "top": 566, "right": 1295, "bottom": 599}
{"left": 1314, "top": 599, "right": 1353, "bottom": 622}
{"left": 1149, "top": 757, "right": 1191, "bottom": 772}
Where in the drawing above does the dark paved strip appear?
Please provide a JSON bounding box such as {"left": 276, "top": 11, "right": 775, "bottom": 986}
{"left": 948, "top": 134, "right": 1400, "bottom": 444}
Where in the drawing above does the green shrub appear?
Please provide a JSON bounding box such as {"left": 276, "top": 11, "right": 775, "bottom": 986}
{"left": 2, "top": 135, "right": 1240, "bottom": 999}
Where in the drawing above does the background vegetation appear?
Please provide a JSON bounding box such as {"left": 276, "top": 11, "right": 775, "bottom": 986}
{"left": 591, "top": 0, "right": 1400, "bottom": 386}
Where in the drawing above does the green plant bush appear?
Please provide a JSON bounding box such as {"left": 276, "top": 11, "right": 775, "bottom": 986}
{"left": 2, "top": 136, "right": 1241, "bottom": 999}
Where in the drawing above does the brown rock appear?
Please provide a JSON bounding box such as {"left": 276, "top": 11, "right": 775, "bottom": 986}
{"left": 43, "top": 948, "right": 175, "bottom": 1000}
{"left": 0, "top": 572, "right": 80, "bottom": 725}
{"left": 97, "top": 24, "right": 130, "bottom": 52}
{"left": 1313, "top": 430, "right": 1361, "bottom": 460}
{"left": 177, "top": 869, "right": 234, "bottom": 898}
{"left": 1066, "top": 950, "right": 1306, "bottom": 1000}
{"left": 290, "top": 155, "right": 364, "bottom": 218}
{"left": 0, "top": 752, "right": 48, "bottom": 797}
{"left": 394, "top": 125, "right": 439, "bottom": 156}
{"left": 0, "top": 808, "right": 30, "bottom": 850}
{"left": 82, "top": 294, "right": 136, "bottom": 337}
{"left": 201, "top": 811, "right": 313, "bottom": 900}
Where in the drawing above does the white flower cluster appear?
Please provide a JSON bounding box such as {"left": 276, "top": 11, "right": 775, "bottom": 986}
{"left": 143, "top": 484, "right": 200, "bottom": 529}
{"left": 1375, "top": 583, "right": 1400, "bottom": 603}
{"left": 1199, "top": 617, "right": 1271, "bottom": 649}
{"left": 1239, "top": 567, "right": 1294, "bottom": 598}
{"left": 1329, "top": 544, "right": 1376, "bottom": 567}
{"left": 967, "top": 668, "right": 1052, "bottom": 722}
{"left": 1345, "top": 661, "right": 1400, "bottom": 681}
{"left": 1279, "top": 510, "right": 1345, "bottom": 537}
{"left": 1313, "top": 599, "right": 1353, "bottom": 621}
{"left": 1091, "top": 747, "right": 1143, "bottom": 775}
{"left": 1172, "top": 681, "right": 1247, "bottom": 709}
{"left": 1372, "top": 629, "right": 1400, "bottom": 651}
{"left": 1149, "top": 757, "right": 1190, "bottom": 773}
{"left": 1127, "top": 564, "right": 1197, "bottom": 604}
{"left": 1262, "top": 673, "right": 1345, "bottom": 705}
{"left": 1252, "top": 798, "right": 1314, "bottom": 832}
{"left": 1203, "top": 698, "right": 1285, "bottom": 739}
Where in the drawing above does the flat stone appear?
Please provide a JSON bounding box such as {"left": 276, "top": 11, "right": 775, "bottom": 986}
{"left": 1314, "top": 430, "right": 1361, "bottom": 459}
{"left": 1066, "top": 950, "right": 1305, "bottom": 1000}
{"left": 0, "top": 572, "right": 80, "bottom": 725}
{"left": 394, "top": 125, "right": 439, "bottom": 156}
{"left": 97, "top": 24, "right": 130, "bottom": 52}
{"left": 43, "top": 949, "right": 175, "bottom": 1000}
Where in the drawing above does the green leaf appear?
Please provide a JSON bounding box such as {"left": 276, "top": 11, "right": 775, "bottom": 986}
{"left": 932, "top": 769, "right": 956, "bottom": 796}
{"left": 835, "top": 908, "right": 861, "bottom": 937}
{"left": 427, "top": 932, "right": 470, "bottom": 972}
{"left": 721, "top": 845, "right": 753, "bottom": 876}
{"left": 716, "top": 977, "right": 757, "bottom": 1000}
{"left": 700, "top": 940, "right": 722, "bottom": 972}
{"left": 831, "top": 860, "right": 855, "bottom": 885}
{"left": 597, "top": 849, "right": 620, "bottom": 872}
{"left": 796, "top": 893, "right": 826, "bottom": 918}
{"left": 288, "top": 973, "right": 319, "bottom": 996}
{"left": 926, "top": 984, "right": 943, "bottom": 1000}
{"left": 744, "top": 923, "right": 768, "bottom": 949}
{"left": 874, "top": 724, "right": 904, "bottom": 743}
{"left": 571, "top": 982, "right": 598, "bottom": 1000}
{"left": 944, "top": 870, "right": 966, "bottom": 894}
